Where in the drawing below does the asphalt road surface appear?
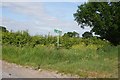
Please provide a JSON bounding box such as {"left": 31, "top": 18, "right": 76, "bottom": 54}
{"left": 1, "top": 60, "right": 77, "bottom": 78}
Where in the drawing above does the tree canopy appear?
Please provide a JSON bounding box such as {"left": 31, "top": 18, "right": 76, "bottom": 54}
{"left": 63, "top": 31, "right": 79, "bottom": 38}
{"left": 74, "top": 2, "right": 120, "bottom": 45}
{"left": 0, "top": 26, "right": 9, "bottom": 32}
{"left": 82, "top": 31, "right": 93, "bottom": 38}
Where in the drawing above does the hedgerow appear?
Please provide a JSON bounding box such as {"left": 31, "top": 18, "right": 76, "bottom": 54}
{"left": 2, "top": 30, "right": 111, "bottom": 49}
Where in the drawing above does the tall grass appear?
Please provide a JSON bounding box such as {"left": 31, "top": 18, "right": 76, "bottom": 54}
{"left": 2, "top": 44, "right": 118, "bottom": 78}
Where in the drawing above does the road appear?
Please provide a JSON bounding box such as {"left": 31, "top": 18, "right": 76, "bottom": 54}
{"left": 0, "top": 60, "right": 77, "bottom": 78}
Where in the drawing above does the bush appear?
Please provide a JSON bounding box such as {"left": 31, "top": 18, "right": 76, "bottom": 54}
{"left": 2, "top": 30, "right": 112, "bottom": 49}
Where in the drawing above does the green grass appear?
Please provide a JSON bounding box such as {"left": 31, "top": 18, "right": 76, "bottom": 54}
{"left": 2, "top": 44, "right": 118, "bottom": 78}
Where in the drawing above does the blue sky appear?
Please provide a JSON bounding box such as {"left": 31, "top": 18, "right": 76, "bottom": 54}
{"left": 2, "top": 2, "right": 80, "bottom": 22}
{"left": 1, "top": 2, "right": 90, "bottom": 36}
{"left": 43, "top": 2, "right": 80, "bottom": 21}
{"left": 2, "top": 8, "right": 31, "bottom": 22}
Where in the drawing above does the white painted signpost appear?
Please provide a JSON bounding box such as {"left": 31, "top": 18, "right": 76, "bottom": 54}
{"left": 54, "top": 29, "right": 62, "bottom": 49}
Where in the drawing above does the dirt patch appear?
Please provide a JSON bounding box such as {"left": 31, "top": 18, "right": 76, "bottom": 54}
{"left": 1, "top": 60, "right": 77, "bottom": 78}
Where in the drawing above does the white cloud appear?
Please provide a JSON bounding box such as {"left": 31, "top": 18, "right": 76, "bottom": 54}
{"left": 1, "top": 0, "right": 88, "bottom": 2}
{"left": 1, "top": 2, "right": 91, "bottom": 37}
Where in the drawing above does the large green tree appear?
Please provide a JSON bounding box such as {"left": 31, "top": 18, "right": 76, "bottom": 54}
{"left": 74, "top": 2, "right": 120, "bottom": 45}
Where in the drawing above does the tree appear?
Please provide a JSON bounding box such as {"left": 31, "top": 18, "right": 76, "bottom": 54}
{"left": 63, "top": 31, "right": 79, "bottom": 38}
{"left": 74, "top": 2, "right": 120, "bottom": 45}
{"left": 82, "top": 31, "right": 93, "bottom": 38}
{"left": 0, "top": 26, "right": 9, "bottom": 32}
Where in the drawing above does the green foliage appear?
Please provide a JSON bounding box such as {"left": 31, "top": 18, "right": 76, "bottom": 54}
{"left": 61, "top": 37, "right": 80, "bottom": 49}
{"left": 2, "top": 30, "right": 57, "bottom": 48}
{"left": 74, "top": 2, "right": 120, "bottom": 45}
{"left": 2, "top": 29, "right": 111, "bottom": 49}
{"left": 2, "top": 27, "right": 118, "bottom": 78}
{"left": 0, "top": 26, "right": 9, "bottom": 32}
{"left": 82, "top": 31, "right": 93, "bottom": 38}
{"left": 63, "top": 31, "right": 79, "bottom": 38}
{"left": 2, "top": 45, "right": 118, "bottom": 77}
{"left": 2, "top": 31, "right": 31, "bottom": 47}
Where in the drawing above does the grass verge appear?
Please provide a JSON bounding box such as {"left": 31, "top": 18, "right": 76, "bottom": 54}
{"left": 2, "top": 45, "right": 118, "bottom": 78}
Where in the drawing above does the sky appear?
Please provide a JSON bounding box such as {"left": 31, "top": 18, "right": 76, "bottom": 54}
{"left": 0, "top": 2, "right": 91, "bottom": 36}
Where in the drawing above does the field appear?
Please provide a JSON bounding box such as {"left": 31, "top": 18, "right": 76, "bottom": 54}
{"left": 2, "top": 44, "right": 119, "bottom": 78}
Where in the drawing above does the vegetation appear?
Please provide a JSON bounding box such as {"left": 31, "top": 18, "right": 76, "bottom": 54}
{"left": 1, "top": 27, "right": 111, "bottom": 49}
{"left": 63, "top": 31, "right": 79, "bottom": 38}
{"left": 1, "top": 26, "right": 119, "bottom": 78}
{"left": 2, "top": 44, "right": 118, "bottom": 78}
{"left": 74, "top": 2, "right": 120, "bottom": 45}
{"left": 82, "top": 31, "right": 93, "bottom": 38}
{"left": 1, "top": 2, "right": 119, "bottom": 78}
{"left": 0, "top": 26, "right": 9, "bottom": 32}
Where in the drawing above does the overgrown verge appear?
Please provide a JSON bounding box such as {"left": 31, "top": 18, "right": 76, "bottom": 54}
{"left": 2, "top": 44, "right": 118, "bottom": 78}
{"left": 1, "top": 29, "right": 119, "bottom": 78}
